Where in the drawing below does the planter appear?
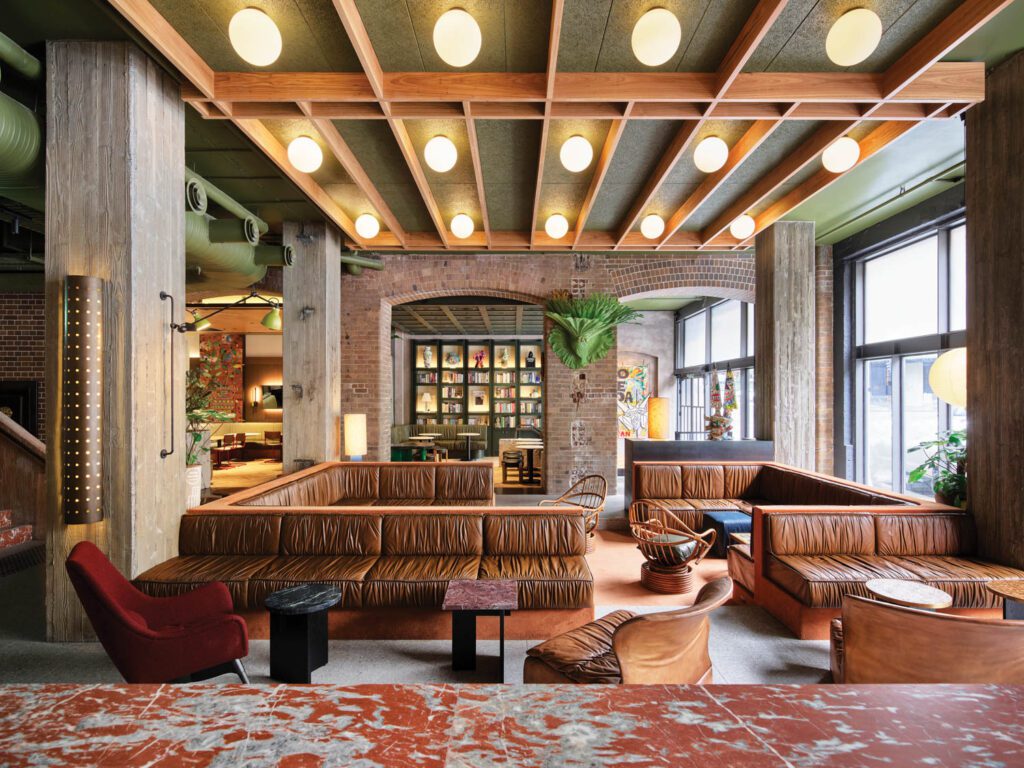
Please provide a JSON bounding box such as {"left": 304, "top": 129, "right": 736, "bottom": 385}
{"left": 185, "top": 465, "right": 203, "bottom": 509}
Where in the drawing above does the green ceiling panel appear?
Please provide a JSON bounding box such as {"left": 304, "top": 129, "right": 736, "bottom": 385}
{"left": 2, "top": 0, "right": 129, "bottom": 48}
{"left": 403, "top": 119, "right": 481, "bottom": 224}
{"left": 557, "top": 0, "right": 613, "bottom": 72}
{"left": 946, "top": 0, "right": 1024, "bottom": 66}
{"left": 677, "top": 0, "right": 760, "bottom": 71}
{"left": 539, "top": 119, "right": 610, "bottom": 230}
{"left": 646, "top": 182, "right": 702, "bottom": 221}
{"left": 540, "top": 184, "right": 589, "bottom": 230}
{"left": 476, "top": 121, "right": 542, "bottom": 231}
{"left": 624, "top": 297, "right": 700, "bottom": 311}
{"left": 262, "top": 119, "right": 355, "bottom": 186}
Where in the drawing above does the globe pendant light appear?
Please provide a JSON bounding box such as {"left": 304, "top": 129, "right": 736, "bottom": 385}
{"left": 559, "top": 135, "right": 593, "bottom": 173}
{"left": 287, "top": 136, "right": 323, "bottom": 173}
{"left": 929, "top": 348, "right": 967, "bottom": 408}
{"left": 826, "top": 8, "right": 883, "bottom": 67}
{"left": 821, "top": 136, "right": 861, "bottom": 173}
{"left": 729, "top": 214, "right": 756, "bottom": 241}
{"left": 450, "top": 213, "right": 474, "bottom": 239}
{"left": 355, "top": 213, "right": 381, "bottom": 239}
{"left": 433, "top": 9, "right": 482, "bottom": 67}
{"left": 261, "top": 306, "right": 282, "bottom": 331}
{"left": 545, "top": 214, "right": 569, "bottom": 240}
{"left": 424, "top": 135, "right": 458, "bottom": 173}
{"left": 693, "top": 136, "right": 729, "bottom": 173}
{"left": 640, "top": 214, "right": 665, "bottom": 240}
{"left": 228, "top": 8, "right": 283, "bottom": 67}
{"left": 631, "top": 8, "right": 682, "bottom": 67}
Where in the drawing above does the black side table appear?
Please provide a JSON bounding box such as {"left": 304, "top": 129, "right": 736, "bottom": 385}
{"left": 442, "top": 579, "right": 518, "bottom": 682}
{"left": 264, "top": 584, "right": 341, "bottom": 683}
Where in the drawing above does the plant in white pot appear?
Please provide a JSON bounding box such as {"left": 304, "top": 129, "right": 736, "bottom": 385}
{"left": 185, "top": 363, "right": 233, "bottom": 509}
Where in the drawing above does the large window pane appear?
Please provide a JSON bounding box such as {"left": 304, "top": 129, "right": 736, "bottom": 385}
{"left": 711, "top": 300, "right": 742, "bottom": 361}
{"left": 864, "top": 237, "right": 939, "bottom": 343}
{"left": 949, "top": 225, "right": 966, "bottom": 331}
{"left": 902, "top": 354, "right": 940, "bottom": 497}
{"left": 684, "top": 312, "right": 707, "bottom": 367}
{"left": 864, "top": 358, "right": 893, "bottom": 490}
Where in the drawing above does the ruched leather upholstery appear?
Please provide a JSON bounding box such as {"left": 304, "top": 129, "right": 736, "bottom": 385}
{"left": 874, "top": 513, "right": 974, "bottom": 556}
{"left": 524, "top": 609, "right": 635, "bottom": 683}
{"left": 134, "top": 555, "right": 277, "bottom": 607}
{"left": 280, "top": 514, "right": 381, "bottom": 556}
{"left": 767, "top": 554, "right": 921, "bottom": 606}
{"left": 768, "top": 513, "right": 876, "bottom": 556}
{"left": 479, "top": 555, "right": 593, "bottom": 609}
{"left": 483, "top": 513, "right": 585, "bottom": 556}
{"left": 249, "top": 555, "right": 377, "bottom": 608}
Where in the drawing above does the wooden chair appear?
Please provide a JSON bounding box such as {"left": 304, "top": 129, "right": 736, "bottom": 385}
{"left": 501, "top": 449, "right": 524, "bottom": 483}
{"left": 628, "top": 499, "right": 716, "bottom": 594}
{"left": 539, "top": 475, "right": 607, "bottom": 553}
{"left": 264, "top": 430, "right": 282, "bottom": 445}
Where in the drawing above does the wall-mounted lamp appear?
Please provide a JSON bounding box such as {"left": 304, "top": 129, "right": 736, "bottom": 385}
{"left": 251, "top": 387, "right": 260, "bottom": 410}
{"left": 647, "top": 397, "right": 670, "bottom": 440}
{"left": 63, "top": 276, "right": 104, "bottom": 525}
{"left": 179, "top": 290, "right": 282, "bottom": 333}
{"left": 344, "top": 413, "right": 367, "bottom": 461}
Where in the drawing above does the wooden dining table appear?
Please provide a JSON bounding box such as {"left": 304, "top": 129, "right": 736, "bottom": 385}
{"left": 512, "top": 439, "right": 543, "bottom": 485}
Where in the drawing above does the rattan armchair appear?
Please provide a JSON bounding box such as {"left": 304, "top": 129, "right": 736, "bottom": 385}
{"left": 629, "top": 499, "right": 716, "bottom": 594}
{"left": 539, "top": 474, "right": 607, "bottom": 552}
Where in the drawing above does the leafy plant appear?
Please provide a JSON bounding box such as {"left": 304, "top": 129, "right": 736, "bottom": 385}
{"left": 907, "top": 429, "right": 967, "bottom": 508}
{"left": 545, "top": 291, "right": 641, "bottom": 370}
{"left": 185, "top": 361, "right": 234, "bottom": 466}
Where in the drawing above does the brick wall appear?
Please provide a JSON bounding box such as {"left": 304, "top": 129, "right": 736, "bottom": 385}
{"left": 815, "top": 246, "right": 834, "bottom": 475}
{"left": 0, "top": 293, "right": 45, "bottom": 441}
{"left": 341, "top": 251, "right": 757, "bottom": 492}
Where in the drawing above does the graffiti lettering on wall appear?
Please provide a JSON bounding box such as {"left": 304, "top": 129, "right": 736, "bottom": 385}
{"left": 617, "top": 353, "right": 656, "bottom": 439}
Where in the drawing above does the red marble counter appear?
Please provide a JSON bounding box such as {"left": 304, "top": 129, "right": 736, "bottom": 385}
{"left": 0, "top": 683, "right": 1021, "bottom": 766}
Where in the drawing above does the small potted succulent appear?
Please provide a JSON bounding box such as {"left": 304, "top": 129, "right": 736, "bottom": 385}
{"left": 185, "top": 363, "right": 234, "bottom": 508}
{"left": 907, "top": 429, "right": 967, "bottom": 508}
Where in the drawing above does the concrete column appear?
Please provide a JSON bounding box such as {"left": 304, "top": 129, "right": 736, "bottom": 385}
{"left": 754, "top": 221, "right": 816, "bottom": 470}
{"left": 815, "top": 245, "right": 834, "bottom": 475}
{"left": 282, "top": 221, "right": 342, "bottom": 472}
{"left": 45, "top": 42, "right": 185, "bottom": 641}
{"left": 966, "top": 51, "right": 1024, "bottom": 568}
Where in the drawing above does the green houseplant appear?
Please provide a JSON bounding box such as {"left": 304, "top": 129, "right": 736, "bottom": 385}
{"left": 545, "top": 291, "right": 641, "bottom": 370}
{"left": 907, "top": 429, "right": 967, "bottom": 508}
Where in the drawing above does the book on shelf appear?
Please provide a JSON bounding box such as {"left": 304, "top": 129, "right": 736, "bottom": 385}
{"left": 521, "top": 371, "right": 542, "bottom": 384}
{"left": 494, "top": 371, "right": 515, "bottom": 384}
{"left": 416, "top": 372, "right": 438, "bottom": 384}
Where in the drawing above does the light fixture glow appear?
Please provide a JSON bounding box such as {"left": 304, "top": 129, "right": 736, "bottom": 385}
{"left": 826, "top": 8, "right": 882, "bottom": 67}
{"left": 433, "top": 8, "right": 482, "bottom": 67}
{"left": 694, "top": 136, "right": 729, "bottom": 173}
{"left": 545, "top": 214, "right": 569, "bottom": 240}
{"left": 729, "top": 214, "right": 756, "bottom": 241}
{"left": 559, "top": 135, "right": 593, "bottom": 173}
{"left": 261, "top": 306, "right": 282, "bottom": 331}
{"left": 355, "top": 213, "right": 381, "bottom": 239}
{"left": 344, "top": 413, "right": 368, "bottom": 459}
{"left": 930, "top": 347, "right": 967, "bottom": 408}
{"left": 228, "top": 8, "right": 283, "bottom": 67}
{"left": 640, "top": 214, "right": 665, "bottom": 240}
{"left": 631, "top": 8, "right": 682, "bottom": 67}
{"left": 821, "top": 136, "right": 861, "bottom": 173}
{"left": 450, "top": 213, "right": 475, "bottom": 239}
{"left": 648, "top": 397, "right": 670, "bottom": 439}
{"left": 287, "top": 136, "right": 323, "bottom": 173}
{"left": 424, "top": 135, "right": 458, "bottom": 173}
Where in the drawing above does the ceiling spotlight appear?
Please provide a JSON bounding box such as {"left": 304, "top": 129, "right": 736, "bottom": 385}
{"left": 821, "top": 136, "right": 861, "bottom": 173}
{"left": 433, "top": 8, "right": 482, "bottom": 67}
{"left": 228, "top": 8, "right": 283, "bottom": 67}
{"left": 693, "top": 136, "right": 729, "bottom": 173}
{"left": 424, "top": 135, "right": 458, "bottom": 173}
{"left": 545, "top": 214, "right": 570, "bottom": 240}
{"left": 560, "top": 135, "right": 593, "bottom": 173}
{"left": 631, "top": 8, "right": 682, "bottom": 67}
{"left": 450, "top": 213, "right": 475, "bottom": 239}
{"left": 826, "top": 8, "right": 882, "bottom": 67}
{"left": 261, "top": 306, "right": 282, "bottom": 331}
{"left": 729, "top": 214, "right": 756, "bottom": 241}
{"left": 640, "top": 214, "right": 665, "bottom": 240}
{"left": 287, "top": 136, "right": 323, "bottom": 173}
{"left": 355, "top": 213, "right": 381, "bottom": 239}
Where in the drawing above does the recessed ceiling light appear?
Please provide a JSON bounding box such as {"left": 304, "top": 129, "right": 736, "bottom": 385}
{"left": 433, "top": 8, "right": 482, "bottom": 67}
{"left": 228, "top": 8, "right": 282, "bottom": 67}
{"left": 424, "top": 135, "right": 458, "bottom": 173}
{"left": 821, "top": 136, "right": 861, "bottom": 173}
{"left": 451, "top": 213, "right": 474, "bottom": 239}
{"left": 287, "top": 136, "right": 323, "bottom": 173}
{"left": 693, "top": 136, "right": 729, "bottom": 173}
{"left": 631, "top": 8, "right": 682, "bottom": 67}
{"left": 545, "top": 214, "right": 569, "bottom": 240}
{"left": 355, "top": 213, "right": 380, "bottom": 239}
{"left": 826, "top": 8, "right": 882, "bottom": 66}
{"left": 729, "top": 214, "right": 756, "bottom": 241}
{"left": 640, "top": 214, "right": 665, "bottom": 240}
{"left": 560, "top": 135, "right": 593, "bottom": 173}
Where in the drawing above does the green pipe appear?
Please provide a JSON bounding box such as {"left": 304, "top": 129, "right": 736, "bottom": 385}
{"left": 185, "top": 177, "right": 207, "bottom": 214}
{"left": 209, "top": 215, "right": 260, "bottom": 245}
{"left": 0, "top": 88, "right": 44, "bottom": 209}
{"left": 255, "top": 244, "right": 294, "bottom": 267}
{"left": 0, "top": 31, "right": 43, "bottom": 82}
{"left": 185, "top": 167, "right": 269, "bottom": 235}
{"left": 341, "top": 253, "right": 384, "bottom": 271}
{"left": 185, "top": 211, "right": 267, "bottom": 290}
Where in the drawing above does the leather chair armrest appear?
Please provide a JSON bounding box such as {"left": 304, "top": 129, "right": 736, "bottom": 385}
{"left": 830, "top": 618, "right": 844, "bottom": 684}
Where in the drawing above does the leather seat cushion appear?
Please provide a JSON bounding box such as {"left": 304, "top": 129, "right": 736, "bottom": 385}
{"left": 484, "top": 513, "right": 585, "bottom": 556}
{"left": 280, "top": 514, "right": 381, "bottom": 556}
{"left": 250, "top": 555, "right": 378, "bottom": 608}
{"left": 767, "top": 513, "right": 876, "bottom": 556}
{"left": 888, "top": 556, "right": 1024, "bottom": 608}
{"left": 134, "top": 555, "right": 276, "bottom": 609}
{"left": 479, "top": 555, "right": 593, "bottom": 609}
{"left": 382, "top": 514, "right": 483, "bottom": 556}
{"left": 526, "top": 609, "right": 636, "bottom": 683}
{"left": 767, "top": 554, "right": 921, "bottom": 607}
{"left": 727, "top": 544, "right": 754, "bottom": 593}
{"left": 643, "top": 502, "right": 702, "bottom": 530}
{"left": 380, "top": 465, "right": 435, "bottom": 500}
{"left": 635, "top": 465, "right": 681, "bottom": 500}
{"left": 363, "top": 555, "right": 481, "bottom": 608}
{"left": 432, "top": 499, "right": 487, "bottom": 506}
{"left": 435, "top": 464, "right": 492, "bottom": 502}
{"left": 874, "top": 514, "right": 974, "bottom": 556}
{"left": 372, "top": 498, "right": 436, "bottom": 507}
{"left": 179, "top": 514, "right": 281, "bottom": 556}
{"left": 686, "top": 499, "right": 741, "bottom": 512}
{"left": 681, "top": 465, "right": 725, "bottom": 499}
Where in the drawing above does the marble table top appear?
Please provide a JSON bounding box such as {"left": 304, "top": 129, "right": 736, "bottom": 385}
{"left": 443, "top": 579, "right": 518, "bottom": 612}
{"left": 987, "top": 579, "right": 1024, "bottom": 602}
{"left": 865, "top": 578, "right": 953, "bottom": 610}
{"left": 1, "top": 684, "right": 1022, "bottom": 766}
{"left": 264, "top": 584, "right": 341, "bottom": 615}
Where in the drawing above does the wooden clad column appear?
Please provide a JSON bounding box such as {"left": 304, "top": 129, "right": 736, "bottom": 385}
{"left": 754, "top": 221, "right": 816, "bottom": 469}
{"left": 282, "top": 221, "right": 342, "bottom": 472}
{"left": 966, "top": 50, "right": 1024, "bottom": 568}
{"left": 45, "top": 42, "right": 185, "bottom": 641}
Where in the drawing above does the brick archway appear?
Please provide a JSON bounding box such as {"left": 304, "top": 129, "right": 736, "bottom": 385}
{"left": 608, "top": 254, "right": 756, "bottom": 304}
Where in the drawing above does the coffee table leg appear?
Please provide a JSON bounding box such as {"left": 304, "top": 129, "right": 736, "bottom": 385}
{"left": 1006, "top": 598, "right": 1024, "bottom": 620}
{"left": 452, "top": 610, "right": 476, "bottom": 671}
{"left": 270, "top": 609, "right": 329, "bottom": 683}
{"left": 499, "top": 611, "right": 505, "bottom": 684}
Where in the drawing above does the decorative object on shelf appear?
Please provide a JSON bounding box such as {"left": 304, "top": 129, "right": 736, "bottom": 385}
{"left": 62, "top": 276, "right": 104, "bottom": 525}
{"left": 930, "top": 347, "right": 966, "bottom": 408}
{"left": 420, "top": 390, "right": 433, "bottom": 412}
{"left": 908, "top": 430, "right": 967, "bottom": 508}
{"left": 473, "top": 349, "right": 486, "bottom": 368}
{"left": 525, "top": 350, "right": 536, "bottom": 368}
{"left": 647, "top": 397, "right": 670, "bottom": 440}
{"left": 422, "top": 346, "right": 433, "bottom": 368}
{"left": 545, "top": 291, "right": 641, "bottom": 370}
{"left": 344, "top": 413, "right": 367, "bottom": 461}
{"left": 445, "top": 349, "right": 461, "bottom": 367}
{"left": 185, "top": 360, "right": 234, "bottom": 508}
{"left": 498, "top": 346, "right": 510, "bottom": 367}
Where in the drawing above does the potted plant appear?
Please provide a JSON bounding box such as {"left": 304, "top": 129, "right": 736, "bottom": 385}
{"left": 907, "top": 429, "right": 967, "bottom": 508}
{"left": 185, "top": 363, "right": 234, "bottom": 508}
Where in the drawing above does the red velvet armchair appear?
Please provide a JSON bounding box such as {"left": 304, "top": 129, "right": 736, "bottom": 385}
{"left": 66, "top": 541, "right": 249, "bottom": 684}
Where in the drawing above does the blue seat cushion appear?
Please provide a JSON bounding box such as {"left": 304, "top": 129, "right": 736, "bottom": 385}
{"left": 703, "top": 510, "right": 752, "bottom": 558}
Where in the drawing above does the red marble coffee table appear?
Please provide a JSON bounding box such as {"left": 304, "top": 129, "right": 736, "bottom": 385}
{"left": 442, "top": 579, "right": 518, "bottom": 682}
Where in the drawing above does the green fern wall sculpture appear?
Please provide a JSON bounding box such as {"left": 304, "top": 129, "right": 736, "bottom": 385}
{"left": 545, "top": 291, "right": 641, "bottom": 370}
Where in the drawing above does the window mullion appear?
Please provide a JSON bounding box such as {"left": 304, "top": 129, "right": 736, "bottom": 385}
{"left": 891, "top": 355, "right": 903, "bottom": 492}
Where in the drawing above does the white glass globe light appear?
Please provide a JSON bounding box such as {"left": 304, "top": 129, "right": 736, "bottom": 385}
{"left": 822, "top": 136, "right": 861, "bottom": 173}
{"left": 424, "top": 135, "right": 458, "bottom": 173}
{"left": 228, "top": 8, "right": 283, "bottom": 67}
{"left": 450, "top": 213, "right": 475, "bottom": 239}
{"left": 929, "top": 347, "right": 967, "bottom": 408}
{"left": 287, "top": 136, "right": 323, "bottom": 173}
{"left": 631, "top": 8, "right": 682, "bottom": 67}
{"left": 355, "top": 213, "right": 380, "bottom": 239}
{"left": 545, "top": 214, "right": 569, "bottom": 240}
{"left": 729, "top": 214, "right": 756, "bottom": 241}
{"left": 559, "top": 135, "right": 594, "bottom": 173}
{"left": 433, "top": 9, "right": 482, "bottom": 67}
{"left": 693, "top": 136, "right": 729, "bottom": 173}
{"left": 640, "top": 214, "right": 665, "bottom": 240}
{"left": 826, "top": 8, "right": 883, "bottom": 67}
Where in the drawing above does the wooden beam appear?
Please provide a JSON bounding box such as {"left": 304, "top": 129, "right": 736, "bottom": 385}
{"left": 477, "top": 305, "right": 493, "bottom": 333}
{"left": 465, "top": 102, "right": 491, "bottom": 248}
{"left": 515, "top": 305, "right": 524, "bottom": 334}
{"left": 530, "top": 0, "right": 564, "bottom": 249}
{"left": 330, "top": 0, "right": 385, "bottom": 98}
{"left": 386, "top": 118, "right": 451, "bottom": 247}
{"left": 715, "top": 0, "right": 790, "bottom": 95}
{"left": 405, "top": 307, "right": 438, "bottom": 334}
{"left": 572, "top": 106, "right": 632, "bottom": 248}
{"left": 440, "top": 306, "right": 467, "bottom": 334}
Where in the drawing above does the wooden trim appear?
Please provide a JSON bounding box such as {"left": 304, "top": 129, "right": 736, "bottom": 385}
{"left": 386, "top": 117, "right": 451, "bottom": 247}
{"left": 715, "top": 0, "right": 790, "bottom": 95}
{"left": 572, "top": 107, "right": 632, "bottom": 248}
{"left": 464, "top": 102, "right": 491, "bottom": 248}
{"left": 330, "top": 0, "right": 385, "bottom": 98}
{"left": 530, "top": 0, "right": 563, "bottom": 249}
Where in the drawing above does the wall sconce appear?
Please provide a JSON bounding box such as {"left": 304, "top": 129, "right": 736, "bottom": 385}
{"left": 251, "top": 387, "right": 260, "bottom": 410}
{"left": 344, "top": 413, "right": 367, "bottom": 461}
{"left": 647, "top": 397, "right": 670, "bottom": 440}
{"left": 62, "top": 276, "right": 104, "bottom": 524}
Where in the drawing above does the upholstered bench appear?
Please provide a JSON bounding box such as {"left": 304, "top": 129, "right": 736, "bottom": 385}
{"left": 703, "top": 510, "right": 752, "bottom": 558}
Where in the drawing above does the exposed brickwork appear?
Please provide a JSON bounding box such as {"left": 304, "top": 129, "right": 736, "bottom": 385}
{"left": 0, "top": 293, "right": 45, "bottom": 441}
{"left": 815, "top": 246, "right": 835, "bottom": 475}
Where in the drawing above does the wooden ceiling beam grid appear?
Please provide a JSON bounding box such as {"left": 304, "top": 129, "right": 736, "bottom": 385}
{"left": 477, "top": 306, "right": 493, "bottom": 333}
{"left": 439, "top": 306, "right": 467, "bottom": 334}
{"left": 529, "top": 0, "right": 563, "bottom": 250}
{"left": 464, "top": 102, "right": 491, "bottom": 248}
{"left": 571, "top": 105, "right": 633, "bottom": 249}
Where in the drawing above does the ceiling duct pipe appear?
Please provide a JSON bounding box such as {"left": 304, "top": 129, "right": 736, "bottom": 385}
{"left": 185, "top": 211, "right": 268, "bottom": 291}
{"left": 209, "top": 215, "right": 260, "bottom": 246}
{"left": 0, "top": 87, "right": 44, "bottom": 211}
{"left": 0, "top": 31, "right": 43, "bottom": 82}
{"left": 255, "top": 244, "right": 294, "bottom": 267}
{"left": 341, "top": 253, "right": 384, "bottom": 275}
{"left": 185, "top": 167, "right": 268, "bottom": 236}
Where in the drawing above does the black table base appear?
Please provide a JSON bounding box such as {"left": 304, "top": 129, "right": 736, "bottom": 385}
{"left": 1005, "top": 598, "right": 1024, "bottom": 621}
{"left": 270, "top": 609, "right": 330, "bottom": 684}
{"left": 451, "top": 609, "right": 509, "bottom": 682}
